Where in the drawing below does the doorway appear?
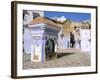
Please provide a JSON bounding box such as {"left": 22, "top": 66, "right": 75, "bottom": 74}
{"left": 45, "top": 39, "right": 55, "bottom": 60}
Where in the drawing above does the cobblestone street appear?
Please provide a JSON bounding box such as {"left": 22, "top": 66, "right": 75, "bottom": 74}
{"left": 23, "top": 48, "right": 91, "bottom": 69}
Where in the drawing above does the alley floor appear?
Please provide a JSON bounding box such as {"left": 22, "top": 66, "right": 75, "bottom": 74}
{"left": 23, "top": 48, "right": 91, "bottom": 69}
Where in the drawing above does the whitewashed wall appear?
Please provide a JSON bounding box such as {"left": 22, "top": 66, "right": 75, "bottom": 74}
{"left": 81, "top": 29, "right": 91, "bottom": 52}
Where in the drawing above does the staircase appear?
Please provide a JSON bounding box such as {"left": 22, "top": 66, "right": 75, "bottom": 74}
{"left": 56, "top": 48, "right": 81, "bottom": 53}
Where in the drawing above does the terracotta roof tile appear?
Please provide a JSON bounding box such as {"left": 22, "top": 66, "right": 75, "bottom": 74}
{"left": 29, "top": 17, "right": 62, "bottom": 28}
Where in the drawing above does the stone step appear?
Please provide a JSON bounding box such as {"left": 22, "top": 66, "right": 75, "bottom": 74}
{"left": 56, "top": 48, "right": 81, "bottom": 53}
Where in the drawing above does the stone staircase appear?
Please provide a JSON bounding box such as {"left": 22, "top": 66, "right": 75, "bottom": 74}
{"left": 56, "top": 48, "right": 81, "bottom": 53}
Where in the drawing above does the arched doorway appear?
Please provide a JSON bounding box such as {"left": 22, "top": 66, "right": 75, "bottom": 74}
{"left": 45, "top": 39, "right": 55, "bottom": 60}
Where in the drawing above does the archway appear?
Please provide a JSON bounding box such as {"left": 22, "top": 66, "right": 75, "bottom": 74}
{"left": 45, "top": 39, "right": 55, "bottom": 60}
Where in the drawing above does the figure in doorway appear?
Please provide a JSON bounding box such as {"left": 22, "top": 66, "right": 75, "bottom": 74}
{"left": 70, "top": 32, "right": 75, "bottom": 48}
